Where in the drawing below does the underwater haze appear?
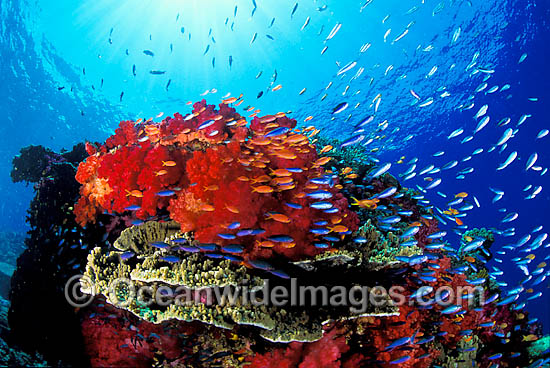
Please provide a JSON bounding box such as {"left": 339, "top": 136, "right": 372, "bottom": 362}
{"left": 1, "top": 0, "right": 549, "bottom": 366}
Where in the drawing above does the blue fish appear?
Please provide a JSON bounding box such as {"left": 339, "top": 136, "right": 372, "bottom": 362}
{"left": 224, "top": 254, "right": 243, "bottom": 262}
{"left": 160, "top": 256, "right": 180, "bottom": 263}
{"left": 332, "top": 102, "right": 348, "bottom": 114}
{"left": 384, "top": 337, "right": 410, "bottom": 351}
{"left": 285, "top": 202, "right": 303, "bottom": 209}
{"left": 150, "top": 241, "right": 170, "bottom": 249}
{"left": 466, "top": 278, "right": 486, "bottom": 285}
{"left": 222, "top": 244, "right": 244, "bottom": 253}
{"left": 197, "top": 243, "right": 217, "bottom": 252}
{"left": 120, "top": 251, "right": 135, "bottom": 260}
{"left": 124, "top": 205, "right": 141, "bottom": 211}
{"left": 340, "top": 134, "right": 364, "bottom": 148}
{"left": 416, "top": 336, "right": 435, "bottom": 344}
{"left": 310, "top": 201, "right": 333, "bottom": 209}
{"left": 267, "top": 235, "right": 294, "bottom": 243}
{"left": 427, "top": 231, "right": 447, "bottom": 239}
{"left": 248, "top": 259, "right": 273, "bottom": 270}
{"left": 218, "top": 233, "right": 236, "bottom": 240}
{"left": 198, "top": 120, "right": 215, "bottom": 130}
{"left": 378, "top": 215, "right": 401, "bottom": 224}
{"left": 171, "top": 238, "right": 187, "bottom": 244}
{"left": 286, "top": 168, "right": 303, "bottom": 173}
{"left": 155, "top": 190, "right": 175, "bottom": 197}
{"left": 307, "top": 190, "right": 333, "bottom": 199}
{"left": 390, "top": 356, "right": 411, "bottom": 364}
{"left": 179, "top": 245, "right": 200, "bottom": 253}
{"left": 441, "top": 305, "right": 462, "bottom": 314}
{"left": 310, "top": 228, "right": 330, "bottom": 235}
{"left": 237, "top": 229, "right": 254, "bottom": 236}
{"left": 265, "top": 126, "right": 290, "bottom": 137}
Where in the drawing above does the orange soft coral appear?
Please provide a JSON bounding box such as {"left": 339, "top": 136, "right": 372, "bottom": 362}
{"left": 73, "top": 99, "right": 358, "bottom": 261}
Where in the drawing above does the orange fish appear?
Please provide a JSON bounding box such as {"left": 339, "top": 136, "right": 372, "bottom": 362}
{"left": 280, "top": 183, "right": 296, "bottom": 191}
{"left": 225, "top": 204, "right": 240, "bottom": 214}
{"left": 464, "top": 256, "right": 476, "bottom": 263}
{"left": 200, "top": 204, "right": 215, "bottom": 212}
{"left": 252, "top": 185, "right": 274, "bottom": 194}
{"left": 455, "top": 192, "right": 468, "bottom": 198}
{"left": 272, "top": 177, "right": 293, "bottom": 185}
{"left": 162, "top": 160, "right": 176, "bottom": 167}
{"left": 222, "top": 97, "right": 237, "bottom": 104}
{"left": 156, "top": 112, "right": 164, "bottom": 118}
{"left": 237, "top": 176, "right": 250, "bottom": 182}
{"left": 351, "top": 197, "right": 378, "bottom": 209}
{"left": 252, "top": 161, "right": 267, "bottom": 168}
{"left": 256, "top": 240, "right": 275, "bottom": 248}
{"left": 250, "top": 137, "right": 272, "bottom": 146}
{"left": 309, "top": 129, "right": 320, "bottom": 137}
{"left": 274, "top": 150, "right": 297, "bottom": 160}
{"left": 279, "top": 242, "right": 296, "bottom": 249}
{"left": 272, "top": 84, "right": 282, "bottom": 91}
{"left": 304, "top": 116, "right": 313, "bottom": 122}
{"left": 523, "top": 334, "right": 538, "bottom": 342}
{"left": 270, "top": 168, "right": 292, "bottom": 177}
{"left": 285, "top": 134, "right": 307, "bottom": 144}
{"left": 251, "top": 175, "right": 271, "bottom": 184}
{"left": 313, "top": 156, "right": 331, "bottom": 166}
{"left": 341, "top": 167, "right": 352, "bottom": 175}
{"left": 345, "top": 173, "right": 358, "bottom": 179}
{"left": 125, "top": 189, "right": 143, "bottom": 198}
{"left": 320, "top": 145, "right": 333, "bottom": 154}
{"left": 329, "top": 225, "right": 349, "bottom": 233}
{"left": 204, "top": 185, "right": 219, "bottom": 191}
{"left": 266, "top": 213, "right": 291, "bottom": 223}
{"left": 455, "top": 218, "right": 464, "bottom": 225}
{"left": 155, "top": 170, "right": 168, "bottom": 176}
{"left": 136, "top": 118, "right": 143, "bottom": 124}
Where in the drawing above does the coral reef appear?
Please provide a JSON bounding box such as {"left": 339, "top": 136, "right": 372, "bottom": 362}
{"left": 6, "top": 99, "right": 545, "bottom": 368}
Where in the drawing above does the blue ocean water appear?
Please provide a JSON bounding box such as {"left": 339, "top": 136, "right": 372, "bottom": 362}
{"left": 0, "top": 0, "right": 548, "bottom": 337}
